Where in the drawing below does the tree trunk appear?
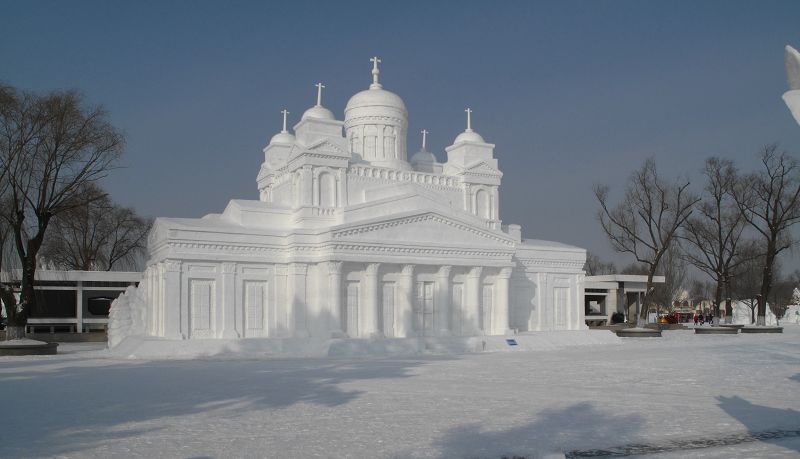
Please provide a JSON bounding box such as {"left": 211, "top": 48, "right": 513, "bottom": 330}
{"left": 723, "top": 277, "right": 733, "bottom": 324}
{"left": 713, "top": 279, "right": 723, "bottom": 326}
{"left": 5, "top": 325, "right": 25, "bottom": 340}
{"left": 758, "top": 241, "right": 777, "bottom": 326}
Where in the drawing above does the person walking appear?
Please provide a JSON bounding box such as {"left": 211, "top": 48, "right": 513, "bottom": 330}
{"left": 693, "top": 313, "right": 699, "bottom": 326}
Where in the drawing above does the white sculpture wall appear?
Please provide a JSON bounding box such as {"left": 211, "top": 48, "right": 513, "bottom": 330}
{"left": 109, "top": 58, "right": 588, "bottom": 350}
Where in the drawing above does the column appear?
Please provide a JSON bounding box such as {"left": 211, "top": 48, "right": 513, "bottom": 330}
{"left": 436, "top": 266, "right": 452, "bottom": 336}
{"left": 327, "top": 261, "right": 344, "bottom": 337}
{"left": 494, "top": 268, "right": 512, "bottom": 335}
{"left": 576, "top": 272, "right": 587, "bottom": 330}
{"left": 220, "top": 263, "right": 239, "bottom": 339}
{"left": 288, "top": 263, "right": 308, "bottom": 337}
{"left": 396, "top": 264, "right": 415, "bottom": 338}
{"left": 362, "top": 263, "right": 381, "bottom": 337}
{"left": 164, "top": 260, "right": 183, "bottom": 339}
{"left": 76, "top": 281, "right": 83, "bottom": 333}
{"left": 273, "top": 265, "right": 288, "bottom": 337}
{"left": 465, "top": 267, "right": 483, "bottom": 335}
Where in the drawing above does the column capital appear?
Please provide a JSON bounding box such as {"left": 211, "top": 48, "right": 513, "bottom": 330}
{"left": 289, "top": 263, "right": 308, "bottom": 276}
{"left": 275, "top": 265, "right": 288, "bottom": 276}
{"left": 327, "top": 261, "right": 343, "bottom": 275}
{"left": 498, "top": 267, "right": 513, "bottom": 279}
{"left": 437, "top": 265, "right": 453, "bottom": 277}
{"left": 221, "top": 262, "right": 237, "bottom": 274}
{"left": 468, "top": 266, "right": 483, "bottom": 278}
{"left": 165, "top": 260, "right": 182, "bottom": 273}
{"left": 401, "top": 264, "right": 415, "bottom": 276}
{"left": 365, "top": 263, "right": 381, "bottom": 276}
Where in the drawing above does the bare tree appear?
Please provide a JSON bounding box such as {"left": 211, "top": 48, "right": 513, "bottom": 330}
{"left": 584, "top": 251, "right": 616, "bottom": 276}
{"left": 731, "top": 249, "right": 764, "bottom": 324}
{"left": 40, "top": 183, "right": 150, "bottom": 271}
{"left": 732, "top": 145, "right": 800, "bottom": 325}
{"left": 682, "top": 158, "right": 752, "bottom": 324}
{"left": 0, "top": 85, "right": 123, "bottom": 339}
{"left": 768, "top": 269, "right": 800, "bottom": 323}
{"left": 594, "top": 158, "right": 699, "bottom": 325}
{"left": 651, "top": 243, "right": 687, "bottom": 314}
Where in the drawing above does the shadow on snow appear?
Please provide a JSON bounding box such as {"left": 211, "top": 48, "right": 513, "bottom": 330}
{"left": 0, "top": 354, "right": 451, "bottom": 457}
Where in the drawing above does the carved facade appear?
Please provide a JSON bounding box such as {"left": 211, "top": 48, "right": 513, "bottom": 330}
{"left": 110, "top": 59, "right": 587, "bottom": 347}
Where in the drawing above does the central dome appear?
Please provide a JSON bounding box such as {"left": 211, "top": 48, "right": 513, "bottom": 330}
{"left": 343, "top": 58, "right": 409, "bottom": 169}
{"left": 345, "top": 87, "right": 407, "bottom": 115}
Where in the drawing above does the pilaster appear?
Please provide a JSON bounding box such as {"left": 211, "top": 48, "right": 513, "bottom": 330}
{"left": 327, "top": 261, "right": 344, "bottom": 337}
{"left": 287, "top": 263, "right": 309, "bottom": 337}
{"left": 397, "top": 264, "right": 415, "bottom": 338}
{"left": 494, "top": 268, "right": 512, "bottom": 335}
{"left": 220, "top": 262, "right": 239, "bottom": 339}
{"left": 164, "top": 260, "right": 183, "bottom": 339}
{"left": 435, "top": 266, "right": 452, "bottom": 336}
{"left": 362, "top": 263, "right": 381, "bottom": 337}
{"left": 465, "top": 267, "right": 483, "bottom": 335}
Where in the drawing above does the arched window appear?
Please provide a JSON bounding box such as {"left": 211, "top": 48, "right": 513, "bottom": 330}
{"left": 476, "top": 189, "right": 490, "bottom": 219}
{"left": 383, "top": 126, "right": 395, "bottom": 160}
{"left": 318, "top": 172, "right": 336, "bottom": 207}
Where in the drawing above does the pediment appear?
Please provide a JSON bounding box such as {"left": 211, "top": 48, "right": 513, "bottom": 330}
{"left": 305, "top": 139, "right": 349, "bottom": 156}
{"left": 464, "top": 161, "right": 502, "bottom": 177}
{"left": 332, "top": 212, "right": 515, "bottom": 248}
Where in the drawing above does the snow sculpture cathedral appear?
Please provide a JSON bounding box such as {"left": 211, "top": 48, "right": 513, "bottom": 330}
{"left": 108, "top": 58, "right": 587, "bottom": 350}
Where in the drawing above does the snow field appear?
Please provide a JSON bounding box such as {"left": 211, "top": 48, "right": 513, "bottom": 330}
{"left": 0, "top": 327, "right": 797, "bottom": 458}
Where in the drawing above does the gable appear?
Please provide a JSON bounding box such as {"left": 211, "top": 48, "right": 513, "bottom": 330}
{"left": 332, "top": 212, "right": 515, "bottom": 248}
{"left": 465, "top": 161, "right": 503, "bottom": 178}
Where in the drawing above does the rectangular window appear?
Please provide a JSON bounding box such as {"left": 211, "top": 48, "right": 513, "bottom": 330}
{"left": 554, "top": 287, "right": 569, "bottom": 329}
{"left": 190, "top": 279, "right": 215, "bottom": 337}
{"left": 245, "top": 281, "right": 268, "bottom": 335}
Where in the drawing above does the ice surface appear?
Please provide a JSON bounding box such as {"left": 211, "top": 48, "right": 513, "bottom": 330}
{"left": 0, "top": 327, "right": 798, "bottom": 458}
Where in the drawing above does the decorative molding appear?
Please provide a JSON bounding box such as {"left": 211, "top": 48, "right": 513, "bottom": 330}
{"left": 347, "top": 166, "right": 459, "bottom": 190}
{"left": 437, "top": 265, "right": 453, "bottom": 277}
{"left": 332, "top": 243, "right": 512, "bottom": 258}
{"left": 518, "top": 258, "right": 584, "bottom": 269}
{"left": 333, "top": 213, "right": 515, "bottom": 246}
{"left": 400, "top": 264, "right": 415, "bottom": 276}
{"left": 221, "top": 263, "right": 237, "bottom": 274}
{"left": 469, "top": 267, "right": 483, "bottom": 278}
{"left": 289, "top": 263, "right": 308, "bottom": 276}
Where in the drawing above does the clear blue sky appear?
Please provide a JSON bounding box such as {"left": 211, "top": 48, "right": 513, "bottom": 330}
{"left": 3, "top": 0, "right": 800, "bottom": 272}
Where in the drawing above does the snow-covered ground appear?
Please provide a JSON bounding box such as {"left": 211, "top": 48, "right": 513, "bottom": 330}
{"left": 0, "top": 327, "right": 798, "bottom": 458}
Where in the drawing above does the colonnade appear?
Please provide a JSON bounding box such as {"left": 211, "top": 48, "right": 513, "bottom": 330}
{"left": 321, "top": 262, "right": 512, "bottom": 339}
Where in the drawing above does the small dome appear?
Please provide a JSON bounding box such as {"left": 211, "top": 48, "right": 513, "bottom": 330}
{"left": 269, "top": 131, "right": 295, "bottom": 145}
{"left": 454, "top": 130, "right": 485, "bottom": 144}
{"left": 302, "top": 105, "right": 335, "bottom": 121}
{"left": 345, "top": 87, "right": 407, "bottom": 115}
{"left": 411, "top": 149, "right": 436, "bottom": 164}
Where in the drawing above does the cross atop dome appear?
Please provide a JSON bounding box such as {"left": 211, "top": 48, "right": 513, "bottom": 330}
{"left": 370, "top": 56, "right": 382, "bottom": 89}
{"left": 465, "top": 108, "right": 474, "bottom": 132}
{"left": 281, "top": 109, "right": 289, "bottom": 132}
{"left": 315, "top": 83, "right": 325, "bottom": 106}
{"left": 421, "top": 129, "right": 429, "bottom": 150}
